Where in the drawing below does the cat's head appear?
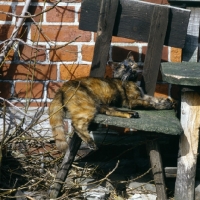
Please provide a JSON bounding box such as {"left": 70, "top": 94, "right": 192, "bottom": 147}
{"left": 109, "top": 52, "right": 139, "bottom": 81}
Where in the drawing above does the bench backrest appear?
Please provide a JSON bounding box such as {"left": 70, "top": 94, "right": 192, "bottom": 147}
{"left": 79, "top": 0, "right": 190, "bottom": 96}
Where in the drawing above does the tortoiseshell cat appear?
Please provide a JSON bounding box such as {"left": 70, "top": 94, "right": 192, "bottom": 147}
{"left": 49, "top": 54, "right": 174, "bottom": 152}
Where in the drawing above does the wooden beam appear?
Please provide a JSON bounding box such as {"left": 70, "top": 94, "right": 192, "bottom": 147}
{"left": 182, "top": 8, "right": 200, "bottom": 62}
{"left": 147, "top": 140, "right": 167, "bottom": 200}
{"left": 79, "top": 0, "right": 190, "bottom": 48}
{"left": 142, "top": 6, "right": 169, "bottom": 96}
{"left": 161, "top": 62, "right": 200, "bottom": 86}
{"left": 174, "top": 7, "right": 200, "bottom": 200}
{"left": 49, "top": 133, "right": 82, "bottom": 198}
{"left": 175, "top": 92, "right": 200, "bottom": 200}
{"left": 90, "top": 0, "right": 118, "bottom": 77}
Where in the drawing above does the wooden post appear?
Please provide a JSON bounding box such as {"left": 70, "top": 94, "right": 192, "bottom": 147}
{"left": 90, "top": 0, "right": 118, "bottom": 77}
{"left": 49, "top": 133, "right": 82, "bottom": 199}
{"left": 147, "top": 140, "right": 167, "bottom": 200}
{"left": 175, "top": 92, "right": 200, "bottom": 200}
{"left": 174, "top": 7, "right": 200, "bottom": 200}
{"left": 142, "top": 6, "right": 169, "bottom": 96}
{"left": 144, "top": 6, "right": 169, "bottom": 199}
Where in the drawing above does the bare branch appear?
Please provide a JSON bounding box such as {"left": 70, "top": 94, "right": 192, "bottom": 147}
{"left": 0, "top": 0, "right": 31, "bottom": 66}
{"left": 0, "top": 0, "right": 77, "bottom": 19}
{"left": 0, "top": 36, "right": 80, "bottom": 51}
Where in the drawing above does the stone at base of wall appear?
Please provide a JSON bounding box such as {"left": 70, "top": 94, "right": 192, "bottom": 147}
{"left": 0, "top": 107, "right": 56, "bottom": 140}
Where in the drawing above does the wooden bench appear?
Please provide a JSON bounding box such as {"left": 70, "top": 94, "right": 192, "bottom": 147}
{"left": 49, "top": 0, "right": 191, "bottom": 199}
{"left": 161, "top": 2, "right": 200, "bottom": 199}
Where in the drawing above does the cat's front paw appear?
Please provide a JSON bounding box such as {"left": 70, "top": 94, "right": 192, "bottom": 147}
{"left": 163, "top": 97, "right": 176, "bottom": 109}
{"left": 155, "top": 97, "right": 176, "bottom": 110}
{"left": 130, "top": 111, "right": 139, "bottom": 118}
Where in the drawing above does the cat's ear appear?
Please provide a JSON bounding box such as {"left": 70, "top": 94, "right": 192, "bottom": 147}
{"left": 108, "top": 61, "right": 118, "bottom": 70}
{"left": 127, "top": 51, "right": 134, "bottom": 61}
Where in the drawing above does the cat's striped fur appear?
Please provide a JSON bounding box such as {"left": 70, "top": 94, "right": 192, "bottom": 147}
{"left": 49, "top": 54, "right": 174, "bottom": 152}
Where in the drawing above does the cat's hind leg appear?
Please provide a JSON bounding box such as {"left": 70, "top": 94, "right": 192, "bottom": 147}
{"left": 67, "top": 98, "right": 98, "bottom": 150}
{"left": 71, "top": 115, "right": 97, "bottom": 150}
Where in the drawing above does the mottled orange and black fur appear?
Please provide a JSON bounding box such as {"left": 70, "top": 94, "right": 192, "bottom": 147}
{"left": 49, "top": 54, "right": 174, "bottom": 152}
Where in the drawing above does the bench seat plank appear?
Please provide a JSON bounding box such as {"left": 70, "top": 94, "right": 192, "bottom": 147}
{"left": 161, "top": 62, "right": 200, "bottom": 86}
{"left": 66, "top": 110, "right": 183, "bottom": 135}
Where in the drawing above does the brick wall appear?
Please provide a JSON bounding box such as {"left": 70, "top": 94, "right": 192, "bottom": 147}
{"left": 0, "top": 0, "right": 182, "bottom": 108}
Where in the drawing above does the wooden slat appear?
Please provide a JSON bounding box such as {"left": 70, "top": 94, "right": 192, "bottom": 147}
{"left": 79, "top": 0, "right": 190, "bottom": 48}
{"left": 174, "top": 7, "right": 200, "bottom": 200}
{"left": 182, "top": 7, "right": 200, "bottom": 62}
{"left": 90, "top": 110, "right": 183, "bottom": 136}
{"left": 49, "top": 133, "right": 82, "bottom": 198}
{"left": 90, "top": 0, "right": 119, "bottom": 77}
{"left": 161, "top": 62, "right": 200, "bottom": 86}
{"left": 142, "top": 6, "right": 169, "bottom": 96}
{"left": 175, "top": 92, "right": 200, "bottom": 200}
{"left": 147, "top": 140, "right": 167, "bottom": 200}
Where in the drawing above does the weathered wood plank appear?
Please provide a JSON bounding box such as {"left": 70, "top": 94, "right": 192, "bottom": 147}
{"left": 142, "top": 6, "right": 169, "bottom": 96}
{"left": 90, "top": 110, "right": 183, "bottom": 136}
{"left": 175, "top": 92, "right": 200, "bottom": 200}
{"left": 161, "top": 11, "right": 200, "bottom": 199}
{"left": 161, "top": 62, "right": 200, "bottom": 86}
{"left": 0, "top": 108, "right": 183, "bottom": 140}
{"left": 164, "top": 167, "right": 177, "bottom": 178}
{"left": 168, "top": 0, "right": 200, "bottom": 3}
{"left": 147, "top": 140, "right": 167, "bottom": 200}
{"left": 79, "top": 0, "right": 190, "bottom": 48}
{"left": 182, "top": 7, "right": 200, "bottom": 62}
{"left": 90, "top": 0, "right": 118, "bottom": 77}
{"left": 49, "top": 133, "right": 82, "bottom": 198}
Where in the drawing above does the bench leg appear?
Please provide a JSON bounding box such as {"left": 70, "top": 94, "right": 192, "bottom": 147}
{"left": 175, "top": 92, "right": 200, "bottom": 200}
{"left": 49, "top": 132, "right": 82, "bottom": 199}
{"left": 146, "top": 140, "right": 167, "bottom": 200}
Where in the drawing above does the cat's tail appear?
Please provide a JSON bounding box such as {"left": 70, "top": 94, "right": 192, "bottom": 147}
{"left": 49, "top": 90, "right": 68, "bottom": 152}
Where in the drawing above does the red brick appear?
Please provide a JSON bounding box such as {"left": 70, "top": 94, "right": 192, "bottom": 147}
{"left": 4, "top": 47, "right": 15, "bottom": 61}
{"left": 171, "top": 47, "right": 182, "bottom": 62}
{"left": 0, "top": 82, "right": 11, "bottom": 99}
{"left": 111, "top": 36, "right": 136, "bottom": 43}
{"left": 16, "top": 6, "right": 43, "bottom": 22}
{"left": 82, "top": 45, "right": 94, "bottom": 62}
{"left": 142, "top": 46, "right": 168, "bottom": 62}
{"left": 112, "top": 46, "right": 139, "bottom": 62}
{"left": 32, "top": 0, "right": 81, "bottom": 2}
{"left": 46, "top": 6, "right": 75, "bottom": 22}
{"left": 94, "top": 34, "right": 136, "bottom": 43}
{"left": 154, "top": 83, "right": 168, "bottom": 98}
{"left": 31, "top": 25, "right": 91, "bottom": 42}
{"left": 49, "top": 45, "right": 77, "bottom": 62}
{"left": 0, "top": 63, "right": 57, "bottom": 80}
{"left": 0, "top": 24, "right": 28, "bottom": 41}
{"left": 2, "top": 0, "right": 24, "bottom": 1}
{"left": 0, "top": 5, "right": 12, "bottom": 21}
{"left": 78, "top": 7, "right": 81, "bottom": 22}
{"left": 19, "top": 44, "right": 46, "bottom": 62}
{"left": 60, "top": 64, "right": 91, "bottom": 80}
{"left": 47, "top": 82, "right": 63, "bottom": 98}
{"left": 143, "top": 0, "right": 169, "bottom": 4}
{"left": 104, "top": 64, "right": 113, "bottom": 78}
{"left": 15, "top": 82, "right": 44, "bottom": 98}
